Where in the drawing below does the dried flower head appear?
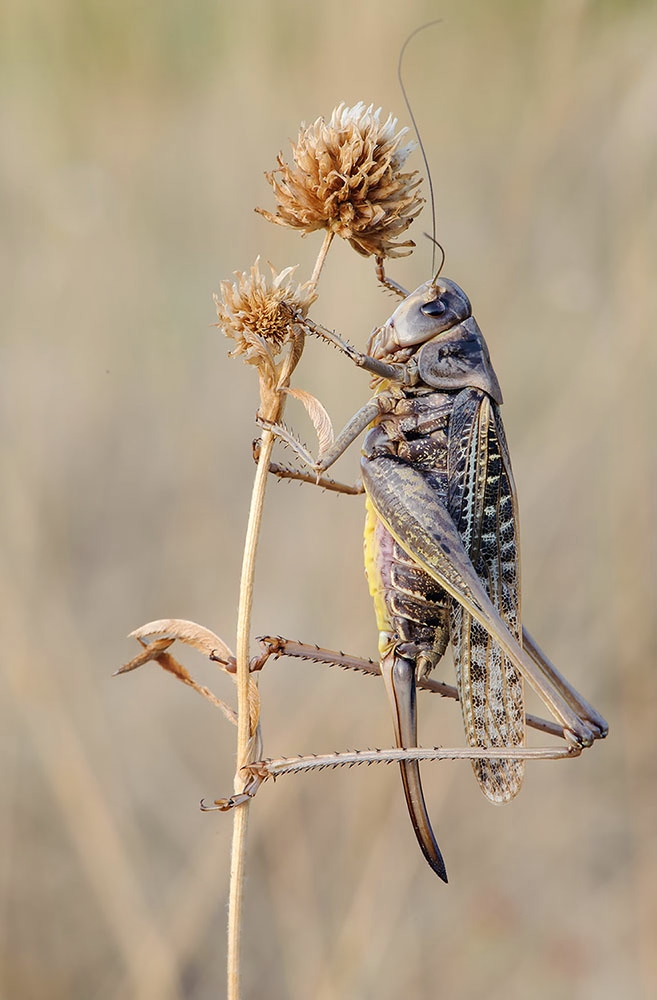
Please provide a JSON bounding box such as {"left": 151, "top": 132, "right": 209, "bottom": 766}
{"left": 214, "top": 259, "right": 316, "bottom": 417}
{"left": 257, "top": 102, "right": 424, "bottom": 259}
{"left": 215, "top": 258, "right": 315, "bottom": 357}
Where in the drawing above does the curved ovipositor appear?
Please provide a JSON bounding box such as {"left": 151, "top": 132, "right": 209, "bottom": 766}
{"left": 381, "top": 648, "right": 448, "bottom": 882}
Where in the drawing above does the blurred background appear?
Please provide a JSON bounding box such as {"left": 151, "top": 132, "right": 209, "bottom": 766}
{"left": 1, "top": 1, "right": 656, "bottom": 997}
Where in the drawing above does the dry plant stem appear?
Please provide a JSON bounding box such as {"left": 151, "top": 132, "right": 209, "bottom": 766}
{"left": 227, "top": 427, "right": 276, "bottom": 1000}
{"left": 308, "top": 231, "right": 334, "bottom": 292}
{"left": 226, "top": 232, "right": 331, "bottom": 999}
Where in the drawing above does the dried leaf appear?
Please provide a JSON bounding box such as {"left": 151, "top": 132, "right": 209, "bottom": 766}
{"left": 115, "top": 636, "right": 176, "bottom": 674}
{"left": 116, "top": 626, "right": 238, "bottom": 725}
{"left": 247, "top": 678, "right": 261, "bottom": 739}
{"left": 283, "top": 386, "right": 335, "bottom": 458}
{"left": 129, "top": 619, "right": 234, "bottom": 664}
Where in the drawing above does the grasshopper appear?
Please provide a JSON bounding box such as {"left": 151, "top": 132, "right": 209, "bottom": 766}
{"left": 257, "top": 265, "right": 608, "bottom": 882}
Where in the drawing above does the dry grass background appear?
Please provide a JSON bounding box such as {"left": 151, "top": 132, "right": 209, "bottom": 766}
{"left": 1, "top": 1, "right": 656, "bottom": 997}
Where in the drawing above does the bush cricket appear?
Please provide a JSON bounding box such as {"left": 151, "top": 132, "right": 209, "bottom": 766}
{"left": 256, "top": 261, "right": 608, "bottom": 882}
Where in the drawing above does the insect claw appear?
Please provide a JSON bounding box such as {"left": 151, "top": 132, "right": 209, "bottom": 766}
{"left": 200, "top": 795, "right": 245, "bottom": 811}
{"left": 582, "top": 708, "right": 608, "bottom": 740}
{"left": 563, "top": 724, "right": 592, "bottom": 750}
{"left": 217, "top": 654, "right": 237, "bottom": 673}
{"left": 593, "top": 718, "right": 609, "bottom": 739}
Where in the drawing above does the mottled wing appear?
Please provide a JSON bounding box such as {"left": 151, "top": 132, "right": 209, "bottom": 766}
{"left": 447, "top": 388, "right": 524, "bottom": 801}
{"left": 361, "top": 450, "right": 591, "bottom": 745}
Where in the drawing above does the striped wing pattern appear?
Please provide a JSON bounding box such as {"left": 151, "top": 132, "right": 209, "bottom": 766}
{"left": 447, "top": 389, "right": 525, "bottom": 802}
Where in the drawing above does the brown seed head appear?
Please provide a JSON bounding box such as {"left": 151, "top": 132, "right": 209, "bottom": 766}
{"left": 214, "top": 260, "right": 316, "bottom": 416}
{"left": 215, "top": 259, "right": 315, "bottom": 362}
{"left": 257, "top": 102, "right": 424, "bottom": 259}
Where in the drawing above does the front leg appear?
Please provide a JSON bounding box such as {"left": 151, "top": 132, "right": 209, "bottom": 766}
{"left": 375, "top": 257, "right": 409, "bottom": 299}
{"left": 257, "top": 398, "right": 382, "bottom": 476}
{"left": 286, "top": 306, "right": 410, "bottom": 384}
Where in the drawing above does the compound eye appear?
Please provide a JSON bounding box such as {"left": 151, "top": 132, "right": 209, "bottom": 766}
{"left": 421, "top": 298, "right": 446, "bottom": 317}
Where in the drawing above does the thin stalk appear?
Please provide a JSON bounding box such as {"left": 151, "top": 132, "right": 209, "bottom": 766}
{"left": 226, "top": 427, "right": 275, "bottom": 1000}
{"left": 308, "top": 231, "right": 334, "bottom": 292}
{"left": 226, "top": 234, "right": 334, "bottom": 1000}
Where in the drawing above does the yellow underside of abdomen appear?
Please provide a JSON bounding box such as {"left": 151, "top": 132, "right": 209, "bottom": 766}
{"left": 363, "top": 493, "right": 391, "bottom": 634}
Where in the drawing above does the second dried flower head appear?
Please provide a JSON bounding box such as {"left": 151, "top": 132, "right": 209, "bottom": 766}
{"left": 258, "top": 102, "right": 424, "bottom": 259}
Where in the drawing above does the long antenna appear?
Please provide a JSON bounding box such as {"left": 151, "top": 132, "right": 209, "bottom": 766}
{"left": 424, "top": 232, "right": 446, "bottom": 282}
{"left": 398, "top": 20, "right": 442, "bottom": 275}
